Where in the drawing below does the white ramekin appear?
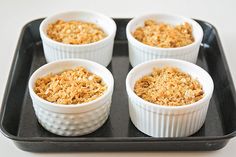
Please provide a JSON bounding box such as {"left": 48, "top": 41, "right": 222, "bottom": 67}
{"left": 126, "top": 59, "right": 214, "bottom": 137}
{"left": 126, "top": 13, "right": 204, "bottom": 67}
{"left": 28, "top": 59, "right": 114, "bottom": 136}
{"left": 39, "top": 11, "right": 117, "bottom": 67}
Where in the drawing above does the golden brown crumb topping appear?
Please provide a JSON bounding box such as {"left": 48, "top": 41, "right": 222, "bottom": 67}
{"left": 34, "top": 67, "right": 107, "bottom": 105}
{"left": 47, "top": 20, "right": 107, "bottom": 45}
{"left": 134, "top": 67, "right": 204, "bottom": 106}
{"left": 133, "top": 20, "right": 194, "bottom": 48}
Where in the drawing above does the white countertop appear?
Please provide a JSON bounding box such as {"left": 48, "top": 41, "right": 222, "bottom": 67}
{"left": 0, "top": 0, "right": 236, "bottom": 156}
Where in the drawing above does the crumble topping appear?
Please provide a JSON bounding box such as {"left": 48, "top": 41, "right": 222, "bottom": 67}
{"left": 133, "top": 20, "right": 194, "bottom": 48}
{"left": 47, "top": 20, "right": 107, "bottom": 45}
{"left": 34, "top": 67, "right": 107, "bottom": 105}
{"left": 134, "top": 66, "right": 204, "bottom": 106}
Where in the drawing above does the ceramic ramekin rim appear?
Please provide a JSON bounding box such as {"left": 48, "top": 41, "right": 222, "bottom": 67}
{"left": 126, "top": 58, "right": 214, "bottom": 110}
{"left": 28, "top": 59, "right": 114, "bottom": 109}
{"left": 126, "top": 13, "right": 203, "bottom": 51}
{"left": 39, "top": 10, "right": 117, "bottom": 48}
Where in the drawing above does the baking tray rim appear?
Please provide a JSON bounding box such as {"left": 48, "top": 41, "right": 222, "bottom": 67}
{"left": 0, "top": 18, "right": 236, "bottom": 143}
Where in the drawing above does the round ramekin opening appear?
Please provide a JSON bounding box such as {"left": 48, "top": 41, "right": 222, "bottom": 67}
{"left": 28, "top": 59, "right": 114, "bottom": 110}
{"left": 39, "top": 10, "right": 117, "bottom": 48}
{"left": 126, "top": 13, "right": 203, "bottom": 51}
{"left": 126, "top": 58, "right": 214, "bottom": 110}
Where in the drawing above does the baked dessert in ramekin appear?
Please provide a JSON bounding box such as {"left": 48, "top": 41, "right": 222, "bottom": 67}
{"left": 28, "top": 59, "right": 114, "bottom": 136}
{"left": 40, "top": 11, "right": 117, "bottom": 66}
{"left": 126, "top": 59, "right": 214, "bottom": 137}
{"left": 126, "top": 13, "right": 203, "bottom": 67}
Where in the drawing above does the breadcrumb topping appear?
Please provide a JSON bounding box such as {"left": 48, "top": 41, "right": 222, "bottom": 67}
{"left": 34, "top": 67, "right": 107, "bottom": 105}
{"left": 47, "top": 20, "right": 107, "bottom": 45}
{"left": 134, "top": 67, "right": 204, "bottom": 106}
{"left": 133, "top": 20, "right": 194, "bottom": 48}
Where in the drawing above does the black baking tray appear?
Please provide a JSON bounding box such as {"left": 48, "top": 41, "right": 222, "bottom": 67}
{"left": 0, "top": 18, "right": 236, "bottom": 152}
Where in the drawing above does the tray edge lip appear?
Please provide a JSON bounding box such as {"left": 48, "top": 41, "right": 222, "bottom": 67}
{"left": 0, "top": 18, "right": 236, "bottom": 143}
{"left": 0, "top": 17, "right": 37, "bottom": 141}
{"left": 197, "top": 19, "right": 236, "bottom": 139}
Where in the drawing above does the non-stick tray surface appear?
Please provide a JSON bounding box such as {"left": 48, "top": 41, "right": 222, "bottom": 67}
{"left": 0, "top": 18, "right": 236, "bottom": 152}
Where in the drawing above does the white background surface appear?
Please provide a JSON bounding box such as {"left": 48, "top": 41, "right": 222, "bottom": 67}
{"left": 0, "top": 0, "right": 236, "bottom": 156}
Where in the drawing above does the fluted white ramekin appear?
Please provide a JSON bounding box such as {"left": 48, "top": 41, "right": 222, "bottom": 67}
{"left": 126, "top": 59, "right": 214, "bottom": 137}
{"left": 39, "top": 11, "right": 117, "bottom": 67}
{"left": 126, "top": 13, "right": 204, "bottom": 67}
{"left": 28, "top": 59, "right": 114, "bottom": 136}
